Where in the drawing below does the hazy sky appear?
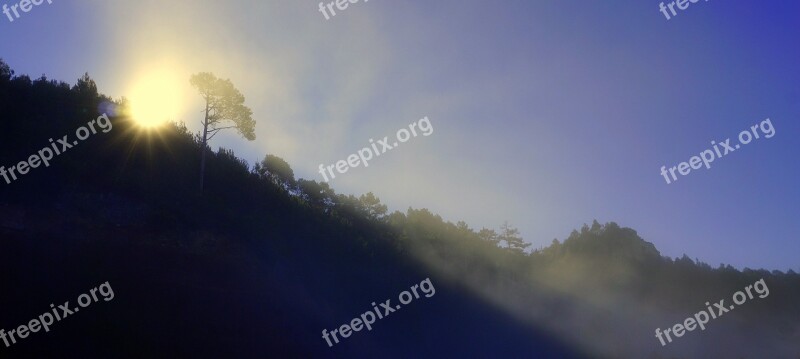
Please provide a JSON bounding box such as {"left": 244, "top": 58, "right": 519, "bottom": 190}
{"left": 2, "top": 0, "right": 798, "bottom": 270}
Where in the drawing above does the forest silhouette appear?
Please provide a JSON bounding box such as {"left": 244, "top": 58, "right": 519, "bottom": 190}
{"left": 0, "top": 60, "right": 797, "bottom": 358}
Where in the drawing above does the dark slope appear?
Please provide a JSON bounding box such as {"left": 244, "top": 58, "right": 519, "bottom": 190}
{"left": 0, "top": 201, "right": 583, "bottom": 358}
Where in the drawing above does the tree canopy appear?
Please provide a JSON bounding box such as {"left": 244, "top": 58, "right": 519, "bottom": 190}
{"left": 256, "top": 154, "right": 296, "bottom": 189}
{"left": 190, "top": 72, "right": 255, "bottom": 141}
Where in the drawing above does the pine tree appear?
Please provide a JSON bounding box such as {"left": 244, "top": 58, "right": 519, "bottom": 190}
{"left": 499, "top": 221, "right": 530, "bottom": 254}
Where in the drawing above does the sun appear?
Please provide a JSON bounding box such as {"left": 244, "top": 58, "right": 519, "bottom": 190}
{"left": 127, "top": 69, "right": 186, "bottom": 128}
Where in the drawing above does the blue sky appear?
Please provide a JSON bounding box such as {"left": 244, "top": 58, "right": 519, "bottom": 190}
{"left": 1, "top": 0, "right": 798, "bottom": 270}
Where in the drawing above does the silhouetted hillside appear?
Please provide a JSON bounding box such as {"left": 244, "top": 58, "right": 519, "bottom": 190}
{"left": 0, "top": 61, "right": 798, "bottom": 358}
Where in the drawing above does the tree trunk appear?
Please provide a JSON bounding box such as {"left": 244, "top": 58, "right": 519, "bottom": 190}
{"left": 199, "top": 99, "right": 210, "bottom": 193}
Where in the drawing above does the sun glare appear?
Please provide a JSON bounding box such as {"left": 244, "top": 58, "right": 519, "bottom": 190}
{"left": 127, "top": 69, "right": 185, "bottom": 128}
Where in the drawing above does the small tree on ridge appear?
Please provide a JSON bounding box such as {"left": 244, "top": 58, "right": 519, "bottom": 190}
{"left": 190, "top": 72, "right": 256, "bottom": 192}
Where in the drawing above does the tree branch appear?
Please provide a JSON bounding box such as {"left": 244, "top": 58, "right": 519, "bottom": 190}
{"left": 206, "top": 125, "right": 237, "bottom": 140}
{"left": 208, "top": 131, "right": 223, "bottom": 140}
{"left": 209, "top": 126, "right": 236, "bottom": 132}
